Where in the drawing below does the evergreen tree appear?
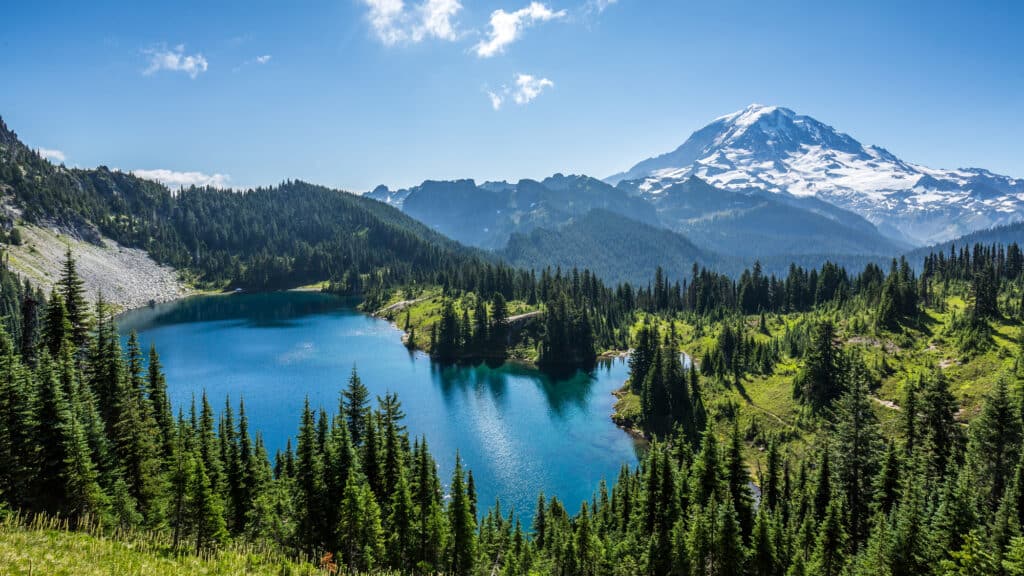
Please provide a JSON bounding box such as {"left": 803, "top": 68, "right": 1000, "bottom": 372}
{"left": 338, "top": 481, "right": 385, "bottom": 572}
{"left": 794, "top": 320, "right": 844, "bottom": 412}
{"left": 342, "top": 366, "right": 370, "bottom": 446}
{"left": 33, "top": 353, "right": 105, "bottom": 522}
{"left": 832, "top": 368, "right": 882, "bottom": 546}
{"left": 967, "top": 378, "right": 1022, "bottom": 511}
{"left": 58, "top": 248, "right": 91, "bottom": 352}
{"left": 190, "top": 456, "right": 228, "bottom": 553}
{"left": 147, "top": 345, "right": 175, "bottom": 459}
{"left": 295, "top": 397, "right": 326, "bottom": 555}
{"left": 448, "top": 453, "right": 476, "bottom": 576}
{"left": 808, "top": 499, "right": 846, "bottom": 576}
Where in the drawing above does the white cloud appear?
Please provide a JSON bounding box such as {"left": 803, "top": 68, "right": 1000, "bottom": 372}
{"left": 38, "top": 148, "right": 66, "bottom": 163}
{"left": 512, "top": 73, "right": 554, "bottom": 104}
{"left": 486, "top": 73, "right": 554, "bottom": 110}
{"left": 255, "top": 54, "right": 272, "bottom": 64}
{"left": 362, "top": 0, "right": 462, "bottom": 45}
{"left": 487, "top": 90, "right": 504, "bottom": 111}
{"left": 143, "top": 44, "right": 209, "bottom": 78}
{"left": 132, "top": 169, "right": 230, "bottom": 189}
{"left": 474, "top": 2, "right": 566, "bottom": 58}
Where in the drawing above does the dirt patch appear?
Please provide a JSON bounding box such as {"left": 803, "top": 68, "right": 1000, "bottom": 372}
{"left": 846, "top": 336, "right": 901, "bottom": 354}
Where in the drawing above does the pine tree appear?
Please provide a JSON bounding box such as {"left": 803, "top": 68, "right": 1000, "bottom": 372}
{"left": 112, "top": 345, "right": 165, "bottom": 526}
{"left": 33, "top": 353, "right": 105, "bottom": 522}
{"left": 0, "top": 330, "right": 38, "bottom": 509}
{"left": 58, "top": 248, "right": 91, "bottom": 352}
{"left": 448, "top": 453, "right": 476, "bottom": 576}
{"left": 749, "top": 506, "right": 780, "bottom": 576}
{"left": 489, "top": 292, "right": 509, "bottom": 349}
{"left": 967, "top": 378, "right": 1022, "bottom": 511}
{"left": 726, "top": 418, "right": 754, "bottom": 538}
{"left": 190, "top": 456, "right": 228, "bottom": 553}
{"left": 808, "top": 499, "right": 846, "bottom": 576}
{"left": 147, "top": 345, "right": 175, "bottom": 459}
{"left": 832, "top": 368, "right": 882, "bottom": 546}
{"left": 874, "top": 440, "right": 901, "bottom": 516}
{"left": 169, "top": 415, "right": 195, "bottom": 549}
{"left": 342, "top": 366, "right": 370, "bottom": 446}
{"left": 295, "top": 397, "right": 326, "bottom": 555}
{"left": 388, "top": 469, "right": 414, "bottom": 570}
{"left": 794, "top": 320, "right": 844, "bottom": 412}
{"left": 197, "top": 391, "right": 224, "bottom": 496}
{"left": 41, "top": 291, "right": 71, "bottom": 358}
{"left": 338, "top": 481, "right": 385, "bottom": 572}
{"left": 691, "top": 421, "right": 721, "bottom": 506}
{"left": 918, "top": 368, "right": 961, "bottom": 478}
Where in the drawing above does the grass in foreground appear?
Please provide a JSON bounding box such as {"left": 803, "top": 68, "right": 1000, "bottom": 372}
{"left": 0, "top": 513, "right": 332, "bottom": 576}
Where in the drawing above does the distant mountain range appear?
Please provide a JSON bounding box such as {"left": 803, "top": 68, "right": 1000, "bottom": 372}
{"left": 367, "top": 175, "right": 657, "bottom": 250}
{"left": 610, "top": 104, "right": 1024, "bottom": 246}
{"left": 365, "top": 104, "right": 1024, "bottom": 283}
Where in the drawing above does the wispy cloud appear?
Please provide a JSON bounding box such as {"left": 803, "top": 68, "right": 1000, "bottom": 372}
{"left": 589, "top": 0, "right": 618, "bottom": 12}
{"left": 474, "top": 2, "right": 566, "bottom": 58}
{"left": 38, "top": 148, "right": 66, "bottom": 163}
{"left": 487, "top": 90, "right": 505, "bottom": 110}
{"left": 486, "top": 73, "right": 554, "bottom": 110}
{"left": 132, "top": 168, "right": 230, "bottom": 189}
{"left": 143, "top": 44, "right": 208, "bottom": 78}
{"left": 255, "top": 54, "right": 272, "bottom": 64}
{"left": 362, "top": 0, "right": 462, "bottom": 45}
{"left": 513, "top": 74, "right": 554, "bottom": 104}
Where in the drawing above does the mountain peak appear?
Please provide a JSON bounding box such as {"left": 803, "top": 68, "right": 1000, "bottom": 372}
{"left": 608, "top": 106, "right": 1024, "bottom": 245}
{"left": 717, "top": 103, "right": 793, "bottom": 127}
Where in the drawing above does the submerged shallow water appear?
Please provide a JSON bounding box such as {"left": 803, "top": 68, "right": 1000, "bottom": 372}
{"left": 118, "top": 291, "right": 642, "bottom": 522}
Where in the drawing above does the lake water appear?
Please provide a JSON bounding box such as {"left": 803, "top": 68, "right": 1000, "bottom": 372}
{"left": 118, "top": 291, "right": 642, "bottom": 523}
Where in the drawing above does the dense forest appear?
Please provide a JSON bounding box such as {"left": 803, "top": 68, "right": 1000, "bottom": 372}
{"left": 4, "top": 241, "right": 1024, "bottom": 574}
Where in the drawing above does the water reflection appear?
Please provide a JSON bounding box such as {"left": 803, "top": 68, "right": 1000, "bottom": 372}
{"left": 118, "top": 291, "right": 353, "bottom": 332}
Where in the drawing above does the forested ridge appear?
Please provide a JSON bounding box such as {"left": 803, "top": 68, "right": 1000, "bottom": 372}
{"left": 0, "top": 116, "right": 491, "bottom": 291}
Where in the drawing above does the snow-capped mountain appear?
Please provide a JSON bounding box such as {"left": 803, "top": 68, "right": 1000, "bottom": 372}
{"left": 609, "top": 104, "right": 1024, "bottom": 246}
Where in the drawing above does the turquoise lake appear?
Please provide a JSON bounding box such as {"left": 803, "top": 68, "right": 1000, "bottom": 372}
{"left": 117, "top": 291, "right": 642, "bottom": 523}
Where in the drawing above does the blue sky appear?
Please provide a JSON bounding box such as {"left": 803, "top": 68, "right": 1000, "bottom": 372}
{"left": 2, "top": 0, "right": 1022, "bottom": 191}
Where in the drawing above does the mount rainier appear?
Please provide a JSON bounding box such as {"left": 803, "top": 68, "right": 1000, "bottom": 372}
{"left": 608, "top": 104, "right": 1024, "bottom": 246}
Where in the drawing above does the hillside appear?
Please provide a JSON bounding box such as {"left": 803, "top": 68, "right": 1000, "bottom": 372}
{"left": 500, "top": 208, "right": 713, "bottom": 285}
{"left": 642, "top": 176, "right": 903, "bottom": 258}
{"left": 0, "top": 116, "right": 487, "bottom": 296}
{"left": 904, "top": 221, "right": 1024, "bottom": 266}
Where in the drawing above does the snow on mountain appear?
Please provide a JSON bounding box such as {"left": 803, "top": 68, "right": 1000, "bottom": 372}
{"left": 609, "top": 104, "right": 1024, "bottom": 246}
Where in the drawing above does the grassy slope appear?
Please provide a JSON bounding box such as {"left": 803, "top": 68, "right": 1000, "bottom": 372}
{"left": 370, "top": 286, "right": 542, "bottom": 362}
{"left": 0, "top": 515, "right": 331, "bottom": 576}
{"left": 614, "top": 294, "right": 1022, "bottom": 472}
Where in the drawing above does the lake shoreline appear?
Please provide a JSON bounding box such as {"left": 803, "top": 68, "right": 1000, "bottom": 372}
{"left": 118, "top": 290, "right": 642, "bottom": 524}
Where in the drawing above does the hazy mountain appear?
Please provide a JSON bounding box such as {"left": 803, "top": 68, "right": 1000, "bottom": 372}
{"left": 610, "top": 104, "right": 1024, "bottom": 246}
{"left": 367, "top": 175, "right": 657, "bottom": 250}
{"left": 643, "top": 176, "right": 905, "bottom": 258}
{"left": 500, "top": 209, "right": 713, "bottom": 285}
